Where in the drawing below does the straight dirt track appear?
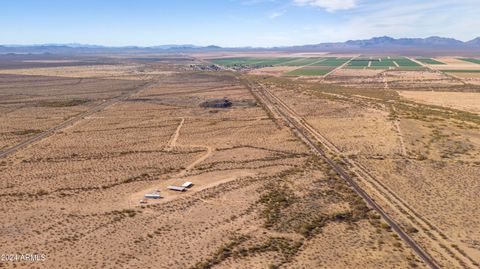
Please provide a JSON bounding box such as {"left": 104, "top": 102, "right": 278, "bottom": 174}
{"left": 0, "top": 81, "right": 154, "bottom": 159}
{"left": 243, "top": 76, "right": 441, "bottom": 269}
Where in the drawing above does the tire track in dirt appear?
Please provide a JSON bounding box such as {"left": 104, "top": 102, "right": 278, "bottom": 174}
{"left": 383, "top": 73, "right": 407, "bottom": 156}
{"left": 178, "top": 145, "right": 213, "bottom": 177}
{"left": 166, "top": 118, "right": 214, "bottom": 175}
{"left": 165, "top": 117, "right": 185, "bottom": 151}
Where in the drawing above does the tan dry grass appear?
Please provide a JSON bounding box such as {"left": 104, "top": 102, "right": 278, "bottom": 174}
{"left": 0, "top": 64, "right": 171, "bottom": 80}
{"left": 249, "top": 66, "right": 299, "bottom": 76}
{"left": 398, "top": 90, "right": 480, "bottom": 114}
{"left": 429, "top": 57, "right": 480, "bottom": 70}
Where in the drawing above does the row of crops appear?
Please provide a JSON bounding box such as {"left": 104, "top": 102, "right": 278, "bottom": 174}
{"left": 416, "top": 57, "right": 480, "bottom": 73}
{"left": 346, "top": 57, "right": 422, "bottom": 69}
{"left": 209, "top": 56, "right": 480, "bottom": 76}
{"left": 209, "top": 57, "right": 331, "bottom": 67}
{"left": 284, "top": 57, "right": 351, "bottom": 76}
{"left": 416, "top": 58, "right": 445, "bottom": 65}
{"left": 416, "top": 57, "right": 480, "bottom": 65}
{"left": 458, "top": 58, "right": 480, "bottom": 65}
{"left": 209, "top": 57, "right": 352, "bottom": 76}
{"left": 209, "top": 57, "right": 350, "bottom": 67}
{"left": 284, "top": 67, "right": 332, "bottom": 76}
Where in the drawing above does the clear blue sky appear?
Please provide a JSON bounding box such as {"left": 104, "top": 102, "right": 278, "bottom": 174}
{"left": 1, "top": 0, "right": 479, "bottom": 47}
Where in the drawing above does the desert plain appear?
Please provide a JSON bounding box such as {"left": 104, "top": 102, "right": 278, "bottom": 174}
{"left": 0, "top": 52, "right": 479, "bottom": 269}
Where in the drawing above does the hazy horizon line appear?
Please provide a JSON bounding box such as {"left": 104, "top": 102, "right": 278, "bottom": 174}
{"left": 2, "top": 35, "right": 479, "bottom": 49}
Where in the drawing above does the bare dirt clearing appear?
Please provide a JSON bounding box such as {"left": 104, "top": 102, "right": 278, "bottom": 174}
{"left": 249, "top": 66, "right": 299, "bottom": 76}
{"left": 399, "top": 90, "right": 480, "bottom": 114}
{"left": 430, "top": 58, "right": 480, "bottom": 70}
{"left": 0, "top": 64, "right": 170, "bottom": 80}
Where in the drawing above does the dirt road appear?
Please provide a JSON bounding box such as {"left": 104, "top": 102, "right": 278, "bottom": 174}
{"left": 0, "top": 81, "right": 155, "bottom": 159}
{"left": 247, "top": 76, "right": 480, "bottom": 269}
{"left": 245, "top": 77, "right": 443, "bottom": 269}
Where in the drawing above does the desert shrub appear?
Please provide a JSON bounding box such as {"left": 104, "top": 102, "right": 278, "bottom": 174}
{"left": 38, "top": 99, "right": 89, "bottom": 107}
{"left": 259, "top": 185, "right": 295, "bottom": 228}
{"left": 11, "top": 129, "right": 42, "bottom": 136}
{"left": 379, "top": 221, "right": 391, "bottom": 231}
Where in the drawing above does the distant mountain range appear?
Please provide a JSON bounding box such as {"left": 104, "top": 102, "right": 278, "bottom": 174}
{"left": 1, "top": 36, "right": 479, "bottom": 55}
{"left": 285, "top": 36, "right": 480, "bottom": 52}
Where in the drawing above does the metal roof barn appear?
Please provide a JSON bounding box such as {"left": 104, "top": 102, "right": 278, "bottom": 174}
{"left": 168, "top": 185, "right": 186, "bottom": 192}
{"left": 144, "top": 193, "right": 161, "bottom": 199}
{"left": 182, "top": 182, "right": 193, "bottom": 188}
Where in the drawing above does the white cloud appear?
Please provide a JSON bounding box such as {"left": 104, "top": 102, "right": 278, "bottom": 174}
{"left": 268, "top": 10, "right": 286, "bottom": 19}
{"left": 293, "top": 0, "right": 358, "bottom": 12}
{"left": 290, "top": 0, "right": 480, "bottom": 43}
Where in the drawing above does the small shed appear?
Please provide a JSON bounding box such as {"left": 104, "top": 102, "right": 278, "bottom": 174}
{"left": 182, "top": 182, "right": 193, "bottom": 188}
{"left": 144, "top": 193, "right": 161, "bottom": 199}
{"left": 168, "top": 185, "right": 186, "bottom": 192}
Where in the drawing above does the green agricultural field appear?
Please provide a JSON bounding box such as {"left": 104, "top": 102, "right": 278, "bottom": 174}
{"left": 393, "top": 58, "right": 421, "bottom": 67}
{"left": 370, "top": 59, "right": 396, "bottom": 67}
{"left": 311, "top": 57, "right": 351, "bottom": 67}
{"left": 441, "top": 69, "right": 480, "bottom": 73}
{"left": 210, "top": 57, "right": 263, "bottom": 66}
{"left": 458, "top": 58, "right": 480, "bottom": 65}
{"left": 285, "top": 67, "right": 332, "bottom": 76}
{"left": 369, "top": 66, "right": 392, "bottom": 69}
{"left": 281, "top": 58, "right": 325, "bottom": 66}
{"left": 345, "top": 66, "right": 367, "bottom": 69}
{"left": 348, "top": 59, "right": 370, "bottom": 67}
{"left": 210, "top": 57, "right": 296, "bottom": 67}
{"left": 257, "top": 58, "right": 301, "bottom": 66}
{"left": 416, "top": 58, "right": 445, "bottom": 65}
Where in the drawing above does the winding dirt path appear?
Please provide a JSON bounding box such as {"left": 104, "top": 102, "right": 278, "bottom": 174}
{"left": 129, "top": 117, "right": 217, "bottom": 205}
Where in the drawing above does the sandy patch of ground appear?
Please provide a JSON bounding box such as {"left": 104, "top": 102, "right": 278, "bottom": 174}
{"left": 193, "top": 51, "right": 332, "bottom": 59}
{"left": 324, "top": 68, "right": 461, "bottom": 89}
{"left": 129, "top": 169, "right": 256, "bottom": 206}
{"left": 446, "top": 72, "right": 480, "bottom": 85}
{"left": 331, "top": 68, "right": 384, "bottom": 77}
{"left": 382, "top": 70, "right": 461, "bottom": 89}
{"left": 249, "top": 66, "right": 298, "bottom": 76}
{"left": 22, "top": 60, "right": 81, "bottom": 63}
{"left": 385, "top": 70, "right": 448, "bottom": 81}
{"left": 0, "top": 64, "right": 170, "bottom": 80}
{"left": 398, "top": 90, "right": 480, "bottom": 114}
{"left": 429, "top": 58, "right": 480, "bottom": 70}
{"left": 450, "top": 72, "right": 480, "bottom": 79}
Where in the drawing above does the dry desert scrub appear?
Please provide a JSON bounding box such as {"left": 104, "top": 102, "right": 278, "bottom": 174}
{"left": 191, "top": 157, "right": 420, "bottom": 268}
